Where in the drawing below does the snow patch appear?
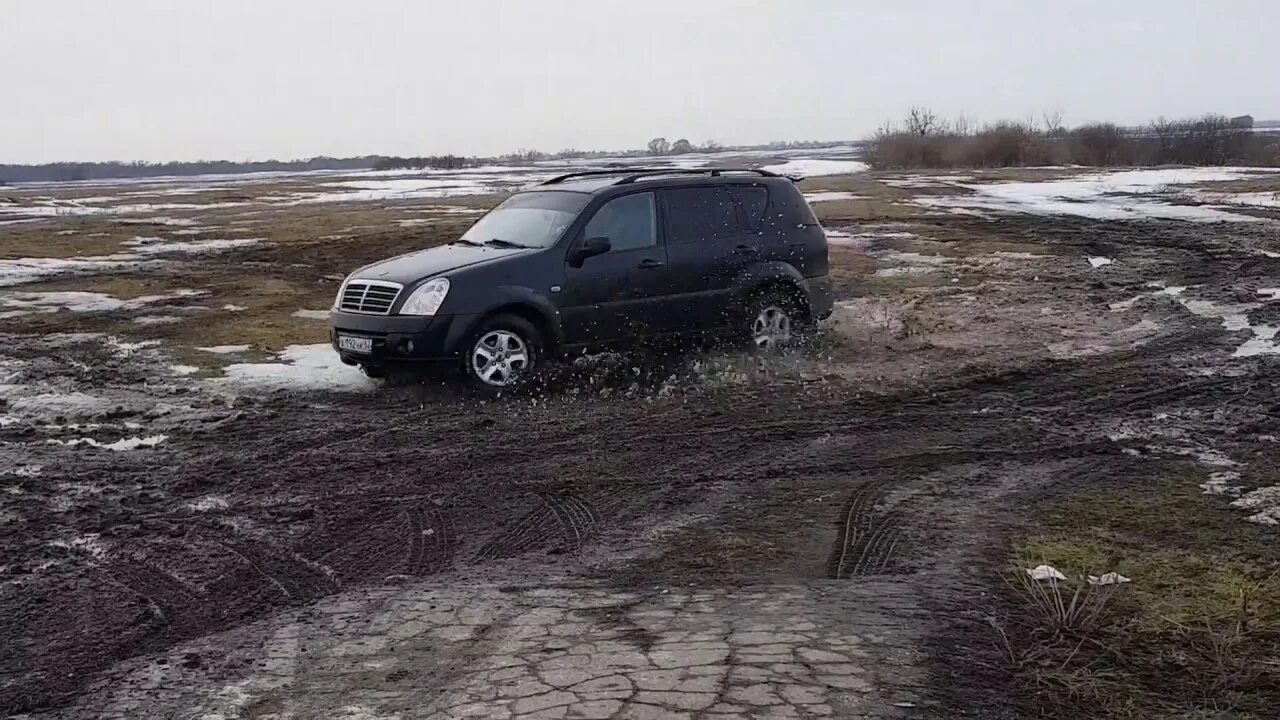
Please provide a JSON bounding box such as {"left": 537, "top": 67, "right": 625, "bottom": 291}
{"left": 198, "top": 344, "right": 251, "bottom": 354}
{"left": 1230, "top": 486, "right": 1280, "bottom": 525}
{"left": 48, "top": 435, "right": 168, "bottom": 451}
{"left": 915, "top": 166, "right": 1280, "bottom": 222}
{"left": 761, "top": 159, "right": 870, "bottom": 178}
{"left": 220, "top": 344, "right": 376, "bottom": 393}
{"left": 1087, "top": 256, "right": 1114, "bottom": 268}
{"left": 803, "top": 191, "right": 864, "bottom": 203}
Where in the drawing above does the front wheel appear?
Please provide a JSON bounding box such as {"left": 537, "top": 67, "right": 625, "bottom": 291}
{"left": 464, "top": 313, "right": 542, "bottom": 396}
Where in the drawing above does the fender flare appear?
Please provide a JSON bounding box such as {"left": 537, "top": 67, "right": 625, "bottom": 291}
{"left": 729, "top": 262, "right": 810, "bottom": 311}
{"left": 475, "top": 286, "right": 566, "bottom": 347}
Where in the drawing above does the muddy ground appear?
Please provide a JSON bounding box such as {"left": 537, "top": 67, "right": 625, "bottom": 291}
{"left": 2, "top": 166, "right": 1279, "bottom": 718}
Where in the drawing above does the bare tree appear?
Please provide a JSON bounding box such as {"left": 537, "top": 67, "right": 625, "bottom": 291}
{"left": 1042, "top": 109, "right": 1065, "bottom": 136}
{"left": 904, "top": 106, "right": 941, "bottom": 137}
{"left": 647, "top": 137, "right": 671, "bottom": 155}
{"left": 670, "top": 138, "right": 694, "bottom": 154}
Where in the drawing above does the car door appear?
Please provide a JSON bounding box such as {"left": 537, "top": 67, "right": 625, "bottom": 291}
{"left": 659, "top": 185, "right": 757, "bottom": 332}
{"left": 559, "top": 191, "right": 667, "bottom": 346}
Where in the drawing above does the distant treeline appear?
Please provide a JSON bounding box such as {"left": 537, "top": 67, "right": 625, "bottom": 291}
{"left": 0, "top": 156, "right": 387, "bottom": 184}
{"left": 0, "top": 139, "right": 859, "bottom": 185}
{"left": 372, "top": 155, "right": 470, "bottom": 171}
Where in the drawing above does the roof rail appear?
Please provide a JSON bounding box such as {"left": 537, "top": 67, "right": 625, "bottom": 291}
{"left": 541, "top": 168, "right": 673, "bottom": 185}
{"left": 541, "top": 167, "right": 782, "bottom": 186}
{"left": 615, "top": 168, "right": 779, "bottom": 184}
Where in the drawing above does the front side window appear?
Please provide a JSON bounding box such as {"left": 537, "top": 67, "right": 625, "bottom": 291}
{"left": 583, "top": 192, "right": 656, "bottom": 252}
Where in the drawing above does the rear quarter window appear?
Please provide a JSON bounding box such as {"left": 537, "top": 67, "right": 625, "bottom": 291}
{"left": 766, "top": 182, "right": 819, "bottom": 227}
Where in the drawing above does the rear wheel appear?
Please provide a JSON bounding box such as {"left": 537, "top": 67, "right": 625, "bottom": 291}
{"left": 745, "top": 290, "right": 805, "bottom": 352}
{"left": 464, "top": 313, "right": 542, "bottom": 396}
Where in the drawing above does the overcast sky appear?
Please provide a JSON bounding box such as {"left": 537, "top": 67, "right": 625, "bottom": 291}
{"left": 4, "top": 0, "right": 1276, "bottom": 164}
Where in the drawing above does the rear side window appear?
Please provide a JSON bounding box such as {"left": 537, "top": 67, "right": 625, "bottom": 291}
{"left": 583, "top": 192, "right": 656, "bottom": 252}
{"left": 662, "top": 187, "right": 742, "bottom": 244}
{"left": 731, "top": 186, "right": 768, "bottom": 232}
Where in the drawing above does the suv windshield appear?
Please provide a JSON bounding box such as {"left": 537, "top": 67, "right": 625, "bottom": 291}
{"left": 459, "top": 191, "right": 588, "bottom": 248}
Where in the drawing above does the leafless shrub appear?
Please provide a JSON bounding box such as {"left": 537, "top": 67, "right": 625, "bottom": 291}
{"left": 1071, "top": 123, "right": 1133, "bottom": 166}
{"left": 865, "top": 109, "right": 1278, "bottom": 169}
{"left": 1005, "top": 568, "right": 1121, "bottom": 636}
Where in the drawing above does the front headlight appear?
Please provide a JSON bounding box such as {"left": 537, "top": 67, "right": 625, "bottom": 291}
{"left": 399, "top": 277, "right": 450, "bottom": 316}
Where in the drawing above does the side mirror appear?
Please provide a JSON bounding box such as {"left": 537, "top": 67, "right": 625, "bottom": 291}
{"left": 569, "top": 236, "right": 611, "bottom": 267}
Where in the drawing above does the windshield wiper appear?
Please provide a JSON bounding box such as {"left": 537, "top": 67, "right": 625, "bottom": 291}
{"left": 454, "top": 238, "right": 484, "bottom": 246}
{"left": 483, "top": 238, "right": 536, "bottom": 249}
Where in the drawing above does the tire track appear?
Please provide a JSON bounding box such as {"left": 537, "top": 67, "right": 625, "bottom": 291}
{"left": 828, "top": 482, "right": 906, "bottom": 578}
{"left": 473, "top": 491, "right": 602, "bottom": 561}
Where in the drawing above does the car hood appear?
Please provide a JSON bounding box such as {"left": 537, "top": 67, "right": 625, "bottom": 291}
{"left": 351, "top": 243, "right": 533, "bottom": 285}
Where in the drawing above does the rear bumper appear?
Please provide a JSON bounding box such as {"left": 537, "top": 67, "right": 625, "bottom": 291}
{"left": 806, "top": 274, "right": 834, "bottom": 320}
{"left": 328, "top": 310, "right": 480, "bottom": 366}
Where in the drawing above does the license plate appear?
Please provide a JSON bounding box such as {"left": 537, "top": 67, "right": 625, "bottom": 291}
{"left": 337, "top": 335, "right": 373, "bottom": 354}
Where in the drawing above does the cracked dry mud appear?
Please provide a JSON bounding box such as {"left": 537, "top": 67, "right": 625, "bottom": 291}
{"left": 74, "top": 584, "right": 924, "bottom": 719}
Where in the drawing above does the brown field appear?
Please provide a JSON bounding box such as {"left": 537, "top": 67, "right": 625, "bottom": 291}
{"left": 2, "top": 164, "right": 1279, "bottom": 719}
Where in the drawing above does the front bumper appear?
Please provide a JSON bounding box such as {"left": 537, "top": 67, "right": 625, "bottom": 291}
{"left": 329, "top": 310, "right": 480, "bottom": 366}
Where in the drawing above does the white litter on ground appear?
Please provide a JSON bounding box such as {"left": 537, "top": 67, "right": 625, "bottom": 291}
{"left": 47, "top": 435, "right": 168, "bottom": 451}
{"left": 761, "top": 159, "right": 870, "bottom": 178}
{"left": 220, "top": 344, "right": 376, "bottom": 393}
{"left": 1026, "top": 565, "right": 1067, "bottom": 581}
{"left": 198, "top": 344, "right": 252, "bottom": 354}
{"left": 1087, "top": 256, "right": 1114, "bottom": 268}
{"left": 1087, "top": 572, "right": 1132, "bottom": 586}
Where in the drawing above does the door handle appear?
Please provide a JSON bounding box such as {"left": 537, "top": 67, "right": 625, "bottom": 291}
{"left": 637, "top": 258, "right": 665, "bottom": 269}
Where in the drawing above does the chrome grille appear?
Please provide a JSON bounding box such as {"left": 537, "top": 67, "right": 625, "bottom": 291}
{"left": 338, "top": 279, "right": 403, "bottom": 315}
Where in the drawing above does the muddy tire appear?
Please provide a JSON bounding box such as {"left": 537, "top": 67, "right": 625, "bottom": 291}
{"left": 743, "top": 289, "right": 806, "bottom": 352}
{"left": 463, "top": 313, "right": 542, "bottom": 397}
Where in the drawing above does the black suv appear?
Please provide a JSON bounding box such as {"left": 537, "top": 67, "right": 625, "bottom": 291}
{"left": 329, "top": 168, "right": 833, "bottom": 393}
